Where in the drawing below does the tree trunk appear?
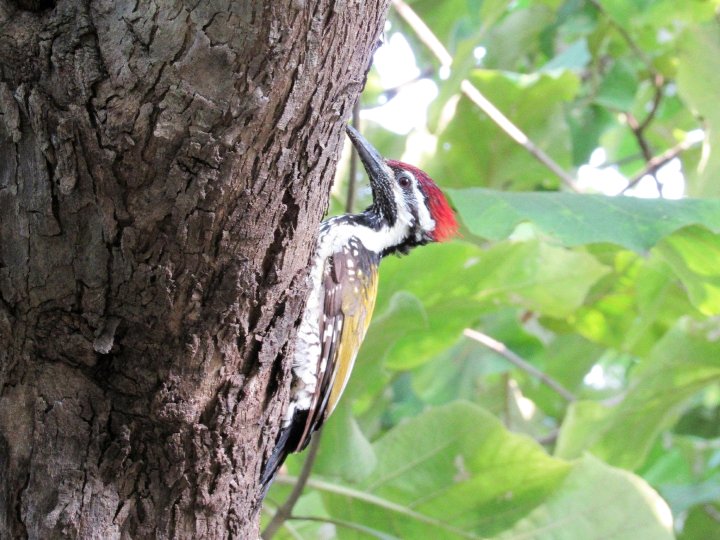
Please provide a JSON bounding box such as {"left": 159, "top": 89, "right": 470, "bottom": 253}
{"left": 0, "top": 0, "right": 388, "bottom": 537}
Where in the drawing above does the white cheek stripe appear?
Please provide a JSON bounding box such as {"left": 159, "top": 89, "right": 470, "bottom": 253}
{"left": 411, "top": 181, "right": 435, "bottom": 236}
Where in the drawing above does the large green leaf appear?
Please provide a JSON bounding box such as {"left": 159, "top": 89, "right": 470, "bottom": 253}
{"left": 371, "top": 240, "right": 607, "bottom": 371}
{"left": 494, "top": 454, "right": 673, "bottom": 540}
{"left": 313, "top": 402, "right": 377, "bottom": 483}
{"left": 556, "top": 317, "right": 720, "bottom": 469}
{"left": 287, "top": 403, "right": 672, "bottom": 539}
{"left": 449, "top": 188, "right": 720, "bottom": 252}
{"left": 481, "top": 6, "right": 555, "bottom": 70}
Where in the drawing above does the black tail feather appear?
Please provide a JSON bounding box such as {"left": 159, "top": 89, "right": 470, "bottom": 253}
{"left": 260, "top": 410, "right": 310, "bottom": 497}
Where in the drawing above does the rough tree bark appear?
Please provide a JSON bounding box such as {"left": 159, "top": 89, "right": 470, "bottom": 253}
{"left": 0, "top": 0, "right": 389, "bottom": 537}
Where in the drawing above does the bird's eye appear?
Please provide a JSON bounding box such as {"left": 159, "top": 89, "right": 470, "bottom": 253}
{"left": 397, "top": 173, "right": 412, "bottom": 188}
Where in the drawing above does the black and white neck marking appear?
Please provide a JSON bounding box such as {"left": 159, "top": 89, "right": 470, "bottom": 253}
{"left": 320, "top": 166, "right": 437, "bottom": 258}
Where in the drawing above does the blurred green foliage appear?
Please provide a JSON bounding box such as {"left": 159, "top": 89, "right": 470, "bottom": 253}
{"left": 264, "top": 1, "right": 720, "bottom": 538}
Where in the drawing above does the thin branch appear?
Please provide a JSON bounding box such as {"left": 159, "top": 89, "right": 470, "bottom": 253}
{"left": 704, "top": 504, "right": 720, "bottom": 523}
{"left": 619, "top": 74, "right": 665, "bottom": 193}
{"left": 274, "top": 475, "right": 483, "bottom": 539}
{"left": 262, "top": 506, "right": 304, "bottom": 540}
{"left": 626, "top": 111, "right": 654, "bottom": 163}
{"left": 536, "top": 429, "right": 559, "bottom": 446}
{"left": 502, "top": 372, "right": 512, "bottom": 428}
{"left": 625, "top": 110, "right": 660, "bottom": 194}
{"left": 261, "top": 433, "right": 323, "bottom": 540}
{"left": 463, "top": 329, "right": 577, "bottom": 402}
{"left": 638, "top": 74, "right": 665, "bottom": 133}
{"left": 597, "top": 152, "right": 643, "bottom": 169}
{"left": 346, "top": 100, "right": 361, "bottom": 213}
{"left": 621, "top": 137, "right": 701, "bottom": 194}
{"left": 587, "top": 0, "right": 657, "bottom": 75}
{"left": 392, "top": 0, "right": 581, "bottom": 192}
{"left": 379, "top": 66, "right": 435, "bottom": 102}
{"left": 291, "top": 514, "right": 400, "bottom": 539}
{"left": 588, "top": 1, "right": 670, "bottom": 194}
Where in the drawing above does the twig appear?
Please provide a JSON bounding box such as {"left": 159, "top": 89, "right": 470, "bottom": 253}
{"left": 502, "top": 372, "right": 512, "bottom": 428}
{"left": 587, "top": 0, "right": 657, "bottom": 75}
{"left": 291, "top": 515, "right": 399, "bottom": 538}
{"left": 621, "top": 137, "right": 701, "bottom": 194}
{"left": 598, "top": 152, "right": 643, "bottom": 169}
{"left": 391, "top": 0, "right": 581, "bottom": 192}
{"left": 588, "top": 1, "right": 670, "bottom": 194}
{"left": 638, "top": 74, "right": 665, "bottom": 133}
{"left": 261, "top": 433, "right": 323, "bottom": 539}
{"left": 536, "top": 429, "right": 559, "bottom": 446}
{"left": 704, "top": 504, "right": 720, "bottom": 523}
{"left": 625, "top": 110, "right": 661, "bottom": 193}
{"left": 346, "top": 100, "right": 361, "bottom": 213}
{"left": 379, "top": 66, "right": 435, "bottom": 101}
{"left": 274, "top": 475, "right": 483, "bottom": 539}
{"left": 463, "top": 329, "right": 577, "bottom": 402}
{"left": 626, "top": 111, "right": 654, "bottom": 162}
{"left": 261, "top": 506, "right": 304, "bottom": 540}
{"left": 618, "top": 73, "right": 665, "bottom": 193}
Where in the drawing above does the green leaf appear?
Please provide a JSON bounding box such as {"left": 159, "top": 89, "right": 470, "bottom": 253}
{"left": 521, "top": 334, "right": 605, "bottom": 417}
{"left": 481, "top": 6, "right": 555, "bottom": 70}
{"left": 677, "top": 23, "right": 720, "bottom": 197}
{"left": 555, "top": 400, "right": 615, "bottom": 460}
{"left": 371, "top": 241, "right": 607, "bottom": 371}
{"left": 566, "top": 105, "right": 615, "bottom": 166}
{"left": 655, "top": 226, "right": 720, "bottom": 316}
{"left": 595, "top": 58, "right": 639, "bottom": 110}
{"left": 449, "top": 188, "right": 720, "bottom": 252}
{"left": 298, "top": 403, "right": 672, "bottom": 539}
{"left": 344, "top": 291, "right": 427, "bottom": 411}
{"left": 679, "top": 503, "right": 720, "bottom": 540}
{"left": 412, "top": 309, "right": 544, "bottom": 407}
{"left": 314, "top": 402, "right": 377, "bottom": 483}
{"left": 557, "top": 318, "right": 720, "bottom": 469}
{"left": 540, "top": 39, "right": 591, "bottom": 72}
{"left": 494, "top": 454, "right": 673, "bottom": 540}
{"left": 430, "top": 70, "right": 579, "bottom": 190}
{"left": 327, "top": 402, "right": 572, "bottom": 538}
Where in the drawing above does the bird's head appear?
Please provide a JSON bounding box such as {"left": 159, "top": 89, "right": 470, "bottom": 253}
{"left": 346, "top": 125, "right": 458, "bottom": 254}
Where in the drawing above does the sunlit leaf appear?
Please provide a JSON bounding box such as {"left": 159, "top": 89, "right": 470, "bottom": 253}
{"left": 307, "top": 403, "right": 672, "bottom": 539}
{"left": 557, "top": 318, "right": 720, "bottom": 469}
{"left": 372, "top": 240, "right": 607, "bottom": 371}
{"left": 677, "top": 23, "right": 720, "bottom": 197}
{"left": 655, "top": 226, "right": 720, "bottom": 316}
{"left": 449, "top": 188, "right": 720, "bottom": 252}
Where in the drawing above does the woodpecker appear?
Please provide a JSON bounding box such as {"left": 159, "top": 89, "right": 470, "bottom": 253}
{"left": 261, "top": 125, "right": 458, "bottom": 489}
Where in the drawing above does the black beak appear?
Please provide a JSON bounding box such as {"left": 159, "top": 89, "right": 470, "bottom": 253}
{"left": 346, "top": 124, "right": 387, "bottom": 181}
{"left": 345, "top": 125, "right": 396, "bottom": 220}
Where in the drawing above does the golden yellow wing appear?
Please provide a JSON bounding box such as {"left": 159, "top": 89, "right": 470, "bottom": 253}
{"left": 296, "top": 240, "right": 379, "bottom": 450}
{"left": 325, "top": 259, "right": 378, "bottom": 417}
